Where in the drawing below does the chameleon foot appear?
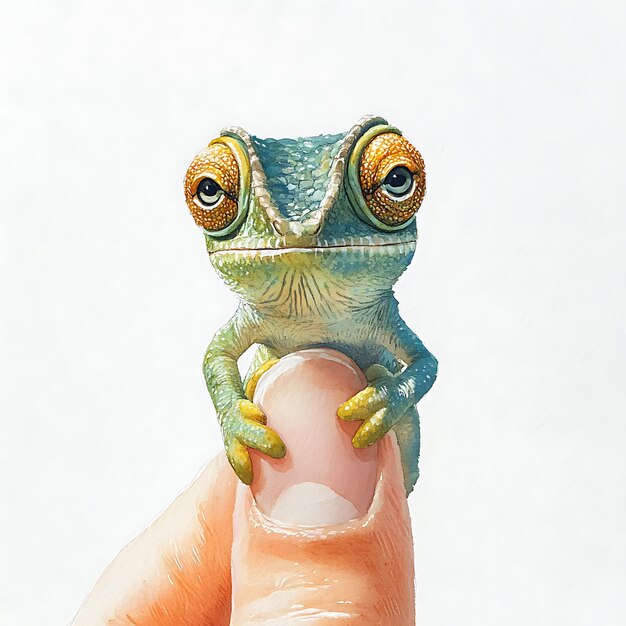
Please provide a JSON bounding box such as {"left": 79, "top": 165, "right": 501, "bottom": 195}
{"left": 337, "top": 364, "right": 409, "bottom": 449}
{"left": 223, "top": 399, "right": 286, "bottom": 485}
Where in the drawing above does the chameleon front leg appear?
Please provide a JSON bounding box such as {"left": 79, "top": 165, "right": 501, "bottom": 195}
{"left": 203, "top": 309, "right": 285, "bottom": 484}
{"left": 338, "top": 314, "right": 437, "bottom": 450}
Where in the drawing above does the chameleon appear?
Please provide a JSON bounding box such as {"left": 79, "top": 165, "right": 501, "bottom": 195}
{"left": 183, "top": 116, "right": 437, "bottom": 495}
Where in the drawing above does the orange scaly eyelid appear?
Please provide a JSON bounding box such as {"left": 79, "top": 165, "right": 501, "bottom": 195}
{"left": 357, "top": 132, "right": 426, "bottom": 227}
{"left": 184, "top": 142, "right": 242, "bottom": 232}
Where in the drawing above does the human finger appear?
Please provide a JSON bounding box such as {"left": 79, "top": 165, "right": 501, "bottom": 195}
{"left": 230, "top": 349, "right": 415, "bottom": 625}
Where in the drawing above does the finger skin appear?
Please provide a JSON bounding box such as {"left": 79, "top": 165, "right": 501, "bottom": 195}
{"left": 231, "top": 434, "right": 415, "bottom": 625}
{"left": 72, "top": 351, "right": 416, "bottom": 625}
{"left": 71, "top": 453, "right": 237, "bottom": 626}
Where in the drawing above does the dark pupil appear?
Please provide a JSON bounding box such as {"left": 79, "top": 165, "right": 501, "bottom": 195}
{"left": 385, "top": 167, "right": 410, "bottom": 189}
{"left": 199, "top": 178, "right": 220, "bottom": 196}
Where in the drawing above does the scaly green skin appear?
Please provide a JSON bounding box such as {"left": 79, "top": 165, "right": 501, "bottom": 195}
{"left": 199, "top": 116, "right": 437, "bottom": 494}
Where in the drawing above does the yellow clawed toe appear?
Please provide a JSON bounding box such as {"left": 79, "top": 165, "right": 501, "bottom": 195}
{"left": 337, "top": 386, "right": 383, "bottom": 421}
{"left": 245, "top": 358, "right": 280, "bottom": 400}
{"left": 226, "top": 438, "right": 253, "bottom": 484}
{"left": 351, "top": 407, "right": 392, "bottom": 448}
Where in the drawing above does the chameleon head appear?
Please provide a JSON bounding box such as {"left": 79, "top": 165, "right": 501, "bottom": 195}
{"left": 183, "top": 117, "right": 427, "bottom": 310}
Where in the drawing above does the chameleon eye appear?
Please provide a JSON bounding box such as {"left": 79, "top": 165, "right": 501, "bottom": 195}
{"left": 382, "top": 166, "right": 414, "bottom": 198}
{"left": 347, "top": 130, "right": 426, "bottom": 231}
{"left": 184, "top": 138, "right": 250, "bottom": 237}
{"left": 196, "top": 177, "right": 224, "bottom": 207}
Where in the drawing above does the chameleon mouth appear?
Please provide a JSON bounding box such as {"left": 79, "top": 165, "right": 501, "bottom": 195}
{"left": 208, "top": 239, "right": 416, "bottom": 257}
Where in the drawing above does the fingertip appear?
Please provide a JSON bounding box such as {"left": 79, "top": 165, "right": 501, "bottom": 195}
{"left": 249, "top": 349, "right": 378, "bottom": 525}
{"left": 230, "top": 425, "right": 416, "bottom": 624}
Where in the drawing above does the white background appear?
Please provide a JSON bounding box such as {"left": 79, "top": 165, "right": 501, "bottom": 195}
{"left": 1, "top": 1, "right": 625, "bottom": 624}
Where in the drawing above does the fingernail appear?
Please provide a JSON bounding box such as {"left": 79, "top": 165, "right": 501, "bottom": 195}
{"left": 249, "top": 349, "right": 379, "bottom": 526}
{"left": 269, "top": 482, "right": 359, "bottom": 527}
